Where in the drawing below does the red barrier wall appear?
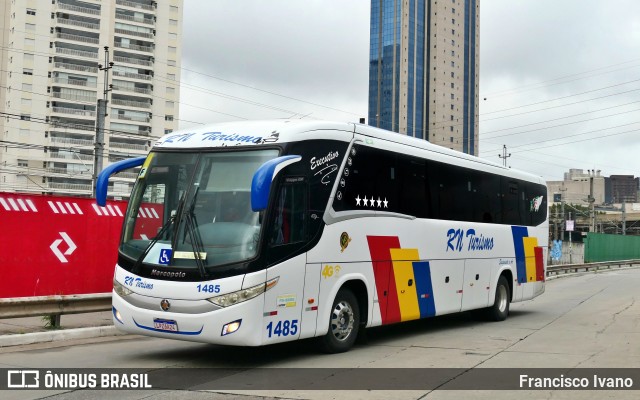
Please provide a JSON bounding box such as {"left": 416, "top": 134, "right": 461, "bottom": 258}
{"left": 0, "top": 193, "right": 129, "bottom": 298}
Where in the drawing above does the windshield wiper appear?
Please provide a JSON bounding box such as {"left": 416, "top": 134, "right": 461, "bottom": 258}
{"left": 181, "top": 187, "right": 208, "bottom": 279}
{"left": 132, "top": 211, "right": 175, "bottom": 274}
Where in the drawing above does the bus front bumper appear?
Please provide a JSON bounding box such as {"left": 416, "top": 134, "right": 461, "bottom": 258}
{"left": 111, "top": 290, "right": 264, "bottom": 346}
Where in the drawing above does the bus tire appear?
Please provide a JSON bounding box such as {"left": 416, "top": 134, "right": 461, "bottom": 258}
{"left": 486, "top": 275, "right": 510, "bottom": 321}
{"left": 320, "top": 289, "right": 360, "bottom": 353}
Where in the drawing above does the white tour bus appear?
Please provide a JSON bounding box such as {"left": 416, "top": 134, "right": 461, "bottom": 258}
{"left": 96, "top": 120, "right": 548, "bottom": 353}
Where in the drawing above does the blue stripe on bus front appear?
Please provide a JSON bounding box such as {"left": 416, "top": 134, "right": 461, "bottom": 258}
{"left": 133, "top": 319, "right": 203, "bottom": 336}
{"left": 511, "top": 226, "right": 529, "bottom": 284}
{"left": 412, "top": 261, "right": 436, "bottom": 318}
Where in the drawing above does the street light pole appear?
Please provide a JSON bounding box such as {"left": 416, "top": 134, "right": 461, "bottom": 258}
{"left": 498, "top": 145, "right": 511, "bottom": 167}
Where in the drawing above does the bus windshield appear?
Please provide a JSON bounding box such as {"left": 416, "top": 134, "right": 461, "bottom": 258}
{"left": 121, "top": 149, "right": 279, "bottom": 270}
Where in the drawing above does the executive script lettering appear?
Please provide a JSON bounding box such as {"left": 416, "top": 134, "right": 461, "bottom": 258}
{"left": 310, "top": 151, "right": 339, "bottom": 170}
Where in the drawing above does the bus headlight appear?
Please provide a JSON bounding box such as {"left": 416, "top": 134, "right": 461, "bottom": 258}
{"left": 113, "top": 278, "right": 133, "bottom": 298}
{"left": 208, "top": 277, "right": 278, "bottom": 307}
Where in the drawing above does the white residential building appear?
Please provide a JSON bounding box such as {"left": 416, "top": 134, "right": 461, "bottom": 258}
{"left": 0, "top": 0, "right": 183, "bottom": 198}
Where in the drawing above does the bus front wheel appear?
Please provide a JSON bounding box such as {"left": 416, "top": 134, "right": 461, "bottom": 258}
{"left": 486, "top": 275, "right": 510, "bottom": 321}
{"left": 320, "top": 289, "right": 360, "bottom": 353}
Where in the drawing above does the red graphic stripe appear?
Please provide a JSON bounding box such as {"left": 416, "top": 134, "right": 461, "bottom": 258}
{"left": 367, "top": 236, "right": 401, "bottom": 325}
{"left": 534, "top": 246, "right": 545, "bottom": 282}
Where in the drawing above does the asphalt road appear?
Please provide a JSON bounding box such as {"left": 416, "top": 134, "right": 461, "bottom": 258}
{"left": 1, "top": 269, "right": 639, "bottom": 400}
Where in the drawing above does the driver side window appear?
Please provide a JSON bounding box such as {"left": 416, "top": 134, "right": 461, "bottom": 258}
{"left": 270, "top": 180, "right": 307, "bottom": 246}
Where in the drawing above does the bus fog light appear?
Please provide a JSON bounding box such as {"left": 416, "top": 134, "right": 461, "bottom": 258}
{"left": 221, "top": 319, "right": 242, "bottom": 336}
{"left": 112, "top": 307, "right": 124, "bottom": 324}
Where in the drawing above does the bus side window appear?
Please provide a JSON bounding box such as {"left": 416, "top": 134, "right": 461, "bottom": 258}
{"left": 270, "top": 182, "right": 307, "bottom": 246}
{"left": 503, "top": 180, "right": 520, "bottom": 225}
{"left": 397, "top": 155, "right": 429, "bottom": 218}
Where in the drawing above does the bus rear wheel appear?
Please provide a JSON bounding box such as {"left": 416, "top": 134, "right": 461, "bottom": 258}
{"left": 320, "top": 289, "right": 360, "bottom": 353}
{"left": 486, "top": 275, "right": 510, "bottom": 321}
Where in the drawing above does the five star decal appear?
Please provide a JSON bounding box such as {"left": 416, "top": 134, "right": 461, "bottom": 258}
{"left": 355, "top": 195, "right": 388, "bottom": 209}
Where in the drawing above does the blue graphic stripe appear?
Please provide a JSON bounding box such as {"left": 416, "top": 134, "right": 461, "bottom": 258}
{"left": 133, "top": 319, "right": 203, "bottom": 336}
{"left": 412, "top": 261, "right": 436, "bottom": 318}
{"left": 511, "top": 226, "right": 529, "bottom": 284}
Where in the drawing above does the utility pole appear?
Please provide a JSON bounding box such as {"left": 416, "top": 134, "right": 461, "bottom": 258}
{"left": 588, "top": 170, "right": 596, "bottom": 233}
{"left": 560, "top": 184, "right": 567, "bottom": 241}
{"left": 553, "top": 206, "right": 558, "bottom": 241}
{"left": 93, "top": 46, "right": 113, "bottom": 196}
{"left": 498, "top": 145, "right": 511, "bottom": 167}
{"left": 568, "top": 211, "right": 572, "bottom": 264}
{"left": 622, "top": 201, "right": 626, "bottom": 235}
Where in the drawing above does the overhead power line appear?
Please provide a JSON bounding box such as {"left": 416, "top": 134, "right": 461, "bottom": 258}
{"left": 480, "top": 99, "right": 640, "bottom": 136}
{"left": 482, "top": 57, "right": 640, "bottom": 98}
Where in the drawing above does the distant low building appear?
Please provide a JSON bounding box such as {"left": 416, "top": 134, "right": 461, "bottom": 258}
{"left": 547, "top": 169, "right": 605, "bottom": 206}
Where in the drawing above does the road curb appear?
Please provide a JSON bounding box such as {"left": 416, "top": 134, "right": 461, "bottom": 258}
{"left": 0, "top": 325, "right": 127, "bottom": 348}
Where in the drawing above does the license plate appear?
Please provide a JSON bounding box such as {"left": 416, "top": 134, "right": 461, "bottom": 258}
{"left": 153, "top": 318, "right": 178, "bottom": 332}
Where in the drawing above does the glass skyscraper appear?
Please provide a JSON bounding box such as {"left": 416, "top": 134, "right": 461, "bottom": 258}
{"left": 368, "top": 0, "right": 479, "bottom": 155}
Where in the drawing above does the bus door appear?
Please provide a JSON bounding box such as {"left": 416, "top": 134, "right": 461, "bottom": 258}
{"left": 429, "top": 260, "right": 465, "bottom": 315}
{"left": 262, "top": 178, "right": 308, "bottom": 344}
{"left": 461, "top": 259, "right": 491, "bottom": 311}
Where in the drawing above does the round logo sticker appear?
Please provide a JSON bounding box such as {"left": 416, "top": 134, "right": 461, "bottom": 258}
{"left": 340, "top": 232, "right": 352, "bottom": 253}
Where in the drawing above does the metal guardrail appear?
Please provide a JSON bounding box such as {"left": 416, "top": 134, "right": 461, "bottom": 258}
{"left": 547, "top": 259, "right": 640, "bottom": 277}
{"left": 0, "top": 293, "right": 111, "bottom": 320}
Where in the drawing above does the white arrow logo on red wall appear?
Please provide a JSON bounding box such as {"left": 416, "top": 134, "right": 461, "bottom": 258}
{"left": 50, "top": 232, "right": 77, "bottom": 263}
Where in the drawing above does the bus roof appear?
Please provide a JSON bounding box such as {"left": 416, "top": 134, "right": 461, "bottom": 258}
{"left": 152, "top": 119, "right": 544, "bottom": 185}
{"left": 153, "top": 120, "right": 355, "bottom": 149}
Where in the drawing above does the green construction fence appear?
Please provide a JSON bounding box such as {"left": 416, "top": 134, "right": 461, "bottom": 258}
{"left": 584, "top": 232, "right": 640, "bottom": 262}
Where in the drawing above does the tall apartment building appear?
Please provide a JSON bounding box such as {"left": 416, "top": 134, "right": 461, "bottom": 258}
{"left": 0, "top": 0, "right": 183, "bottom": 198}
{"left": 368, "top": 0, "right": 479, "bottom": 155}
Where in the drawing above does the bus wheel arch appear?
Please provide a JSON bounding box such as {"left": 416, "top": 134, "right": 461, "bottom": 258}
{"left": 319, "top": 280, "right": 367, "bottom": 353}
{"left": 341, "top": 279, "right": 368, "bottom": 328}
{"left": 500, "top": 269, "right": 514, "bottom": 303}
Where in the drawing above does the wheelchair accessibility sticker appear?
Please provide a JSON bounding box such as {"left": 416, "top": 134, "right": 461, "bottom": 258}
{"left": 159, "top": 249, "right": 172, "bottom": 265}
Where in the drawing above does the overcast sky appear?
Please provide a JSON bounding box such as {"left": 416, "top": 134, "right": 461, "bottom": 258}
{"left": 179, "top": 0, "right": 640, "bottom": 181}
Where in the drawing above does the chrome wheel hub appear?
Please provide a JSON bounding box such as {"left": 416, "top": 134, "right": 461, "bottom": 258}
{"left": 497, "top": 285, "right": 508, "bottom": 313}
{"left": 330, "top": 300, "right": 354, "bottom": 341}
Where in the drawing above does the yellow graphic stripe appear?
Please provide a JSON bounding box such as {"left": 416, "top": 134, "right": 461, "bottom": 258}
{"left": 138, "top": 153, "right": 155, "bottom": 179}
{"left": 523, "top": 237, "right": 539, "bottom": 282}
{"left": 390, "top": 248, "right": 420, "bottom": 322}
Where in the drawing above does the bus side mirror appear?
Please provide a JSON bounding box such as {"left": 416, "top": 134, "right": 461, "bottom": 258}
{"left": 250, "top": 155, "right": 301, "bottom": 212}
{"left": 95, "top": 156, "right": 146, "bottom": 206}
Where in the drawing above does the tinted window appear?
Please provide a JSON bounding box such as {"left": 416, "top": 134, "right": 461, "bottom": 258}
{"left": 396, "top": 155, "right": 429, "bottom": 218}
{"left": 332, "top": 143, "right": 547, "bottom": 226}
{"left": 525, "top": 182, "right": 547, "bottom": 226}
{"left": 333, "top": 145, "right": 399, "bottom": 213}
{"left": 269, "top": 179, "right": 307, "bottom": 246}
{"left": 474, "top": 171, "right": 502, "bottom": 224}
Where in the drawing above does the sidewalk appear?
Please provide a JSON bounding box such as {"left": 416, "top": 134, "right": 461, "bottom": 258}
{"left": 0, "top": 311, "right": 125, "bottom": 348}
